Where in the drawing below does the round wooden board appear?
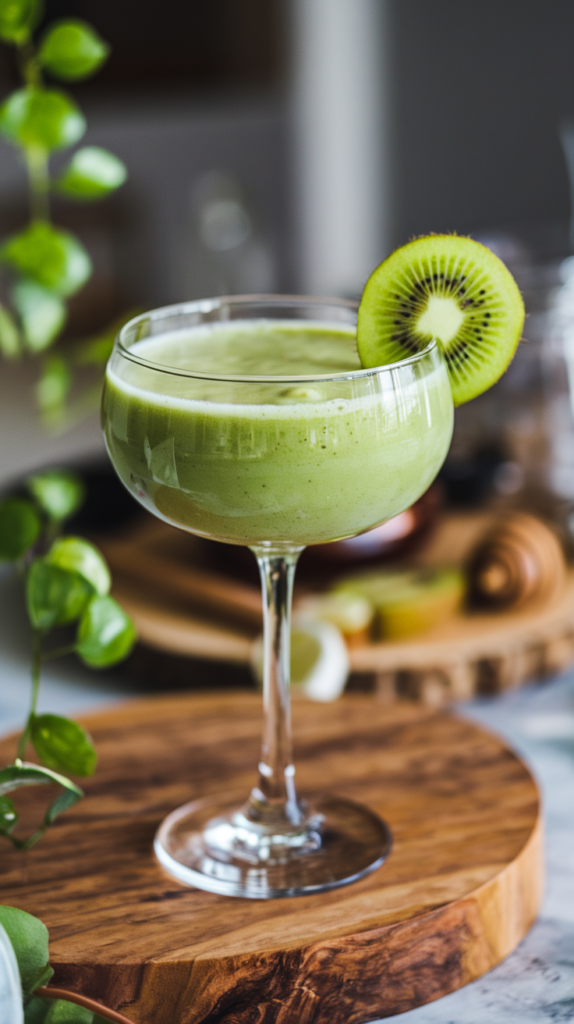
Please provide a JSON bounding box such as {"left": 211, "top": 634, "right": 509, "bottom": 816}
{"left": 0, "top": 694, "right": 542, "bottom": 1024}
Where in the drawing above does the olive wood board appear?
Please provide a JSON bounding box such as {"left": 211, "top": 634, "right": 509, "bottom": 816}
{"left": 97, "top": 513, "right": 574, "bottom": 704}
{"left": 0, "top": 693, "right": 542, "bottom": 1024}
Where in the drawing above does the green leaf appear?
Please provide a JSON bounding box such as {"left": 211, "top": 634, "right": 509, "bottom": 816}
{"left": 76, "top": 595, "right": 136, "bottom": 668}
{"left": 39, "top": 20, "right": 109, "bottom": 81}
{"left": 0, "top": 762, "right": 83, "bottom": 842}
{"left": 0, "top": 300, "right": 21, "bottom": 357}
{"left": 2, "top": 222, "right": 92, "bottom": 297}
{"left": 27, "top": 998, "right": 98, "bottom": 1024}
{"left": 46, "top": 537, "right": 110, "bottom": 595}
{"left": 0, "top": 795, "right": 17, "bottom": 834}
{"left": 0, "top": 0, "right": 42, "bottom": 44}
{"left": 56, "top": 146, "right": 126, "bottom": 201}
{"left": 45, "top": 998, "right": 94, "bottom": 1023}
{"left": 0, "top": 497, "right": 41, "bottom": 560}
{"left": 26, "top": 559, "right": 94, "bottom": 630}
{"left": 43, "top": 780, "right": 80, "bottom": 825}
{"left": 0, "top": 905, "right": 54, "bottom": 998}
{"left": 25, "top": 996, "right": 51, "bottom": 1024}
{"left": 27, "top": 469, "right": 85, "bottom": 522}
{"left": 0, "top": 87, "right": 85, "bottom": 150}
{"left": 35, "top": 357, "right": 72, "bottom": 424}
{"left": 12, "top": 280, "right": 66, "bottom": 353}
{"left": 31, "top": 715, "right": 96, "bottom": 777}
{"left": 0, "top": 761, "right": 75, "bottom": 797}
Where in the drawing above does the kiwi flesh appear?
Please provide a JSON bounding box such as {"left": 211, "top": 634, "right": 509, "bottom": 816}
{"left": 334, "top": 566, "right": 465, "bottom": 640}
{"left": 357, "top": 235, "right": 525, "bottom": 405}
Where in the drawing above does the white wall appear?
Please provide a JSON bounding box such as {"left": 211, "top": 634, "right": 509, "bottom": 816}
{"left": 0, "top": 361, "right": 105, "bottom": 489}
{"left": 290, "top": 0, "right": 390, "bottom": 297}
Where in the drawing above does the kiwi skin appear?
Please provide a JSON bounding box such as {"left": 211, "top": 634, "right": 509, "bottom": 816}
{"left": 357, "top": 234, "right": 525, "bottom": 406}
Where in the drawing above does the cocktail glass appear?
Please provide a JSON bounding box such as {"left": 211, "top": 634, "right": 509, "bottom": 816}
{"left": 102, "top": 295, "right": 453, "bottom": 898}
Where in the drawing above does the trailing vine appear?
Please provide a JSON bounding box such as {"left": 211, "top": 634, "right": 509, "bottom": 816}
{"left": 0, "top": 470, "right": 136, "bottom": 849}
{"left": 0, "top": 0, "right": 128, "bottom": 428}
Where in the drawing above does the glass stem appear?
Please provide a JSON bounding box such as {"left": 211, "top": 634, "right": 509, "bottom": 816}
{"left": 249, "top": 547, "right": 304, "bottom": 827}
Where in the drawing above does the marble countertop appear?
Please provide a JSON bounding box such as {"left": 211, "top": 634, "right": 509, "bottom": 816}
{"left": 1, "top": 566, "right": 573, "bottom": 1023}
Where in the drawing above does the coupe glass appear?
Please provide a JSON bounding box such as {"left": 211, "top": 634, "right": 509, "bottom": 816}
{"left": 102, "top": 296, "right": 453, "bottom": 898}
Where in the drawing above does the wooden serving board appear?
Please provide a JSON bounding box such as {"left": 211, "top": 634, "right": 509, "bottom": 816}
{"left": 98, "top": 514, "right": 574, "bottom": 704}
{"left": 0, "top": 694, "right": 542, "bottom": 1024}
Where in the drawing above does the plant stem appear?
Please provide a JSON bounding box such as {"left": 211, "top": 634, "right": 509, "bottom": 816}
{"left": 26, "top": 146, "right": 50, "bottom": 222}
{"left": 44, "top": 517, "right": 63, "bottom": 550}
{"left": 18, "top": 41, "right": 41, "bottom": 87}
{"left": 16, "top": 630, "right": 42, "bottom": 760}
{"left": 21, "top": 825, "right": 47, "bottom": 849}
{"left": 16, "top": 41, "right": 51, "bottom": 223}
{"left": 36, "top": 987, "right": 138, "bottom": 1024}
{"left": 30, "top": 630, "right": 41, "bottom": 716}
{"left": 41, "top": 644, "right": 76, "bottom": 661}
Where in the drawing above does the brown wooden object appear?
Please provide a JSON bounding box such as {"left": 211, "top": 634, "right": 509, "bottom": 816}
{"left": 98, "top": 536, "right": 262, "bottom": 631}
{"left": 0, "top": 694, "right": 542, "bottom": 1024}
{"left": 467, "top": 512, "right": 566, "bottom": 609}
{"left": 100, "top": 514, "right": 574, "bottom": 704}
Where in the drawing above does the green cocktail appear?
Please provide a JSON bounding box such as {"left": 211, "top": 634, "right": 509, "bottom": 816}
{"left": 102, "top": 296, "right": 453, "bottom": 899}
{"left": 103, "top": 320, "right": 452, "bottom": 548}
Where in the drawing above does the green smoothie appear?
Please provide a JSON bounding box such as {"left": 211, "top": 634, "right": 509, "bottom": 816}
{"left": 102, "top": 321, "right": 453, "bottom": 546}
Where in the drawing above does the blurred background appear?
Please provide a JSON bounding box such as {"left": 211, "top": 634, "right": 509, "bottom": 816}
{"left": 4, "top": 0, "right": 574, "bottom": 509}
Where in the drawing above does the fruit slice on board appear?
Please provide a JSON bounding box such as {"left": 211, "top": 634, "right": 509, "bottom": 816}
{"left": 251, "top": 618, "right": 349, "bottom": 702}
{"left": 357, "top": 234, "right": 525, "bottom": 406}
{"left": 334, "top": 566, "right": 465, "bottom": 640}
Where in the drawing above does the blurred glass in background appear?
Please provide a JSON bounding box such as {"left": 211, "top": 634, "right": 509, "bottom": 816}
{"left": 185, "top": 170, "right": 276, "bottom": 297}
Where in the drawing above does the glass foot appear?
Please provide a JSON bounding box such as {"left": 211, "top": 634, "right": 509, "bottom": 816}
{"left": 154, "top": 793, "right": 392, "bottom": 898}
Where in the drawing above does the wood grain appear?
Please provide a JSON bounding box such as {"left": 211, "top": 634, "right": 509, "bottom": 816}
{"left": 0, "top": 694, "right": 542, "bottom": 1024}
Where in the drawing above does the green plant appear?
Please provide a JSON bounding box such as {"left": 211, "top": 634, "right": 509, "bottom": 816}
{"left": 0, "top": 0, "right": 128, "bottom": 428}
{"left": 0, "top": 469, "right": 136, "bottom": 850}
{"left": 0, "top": 904, "right": 136, "bottom": 1022}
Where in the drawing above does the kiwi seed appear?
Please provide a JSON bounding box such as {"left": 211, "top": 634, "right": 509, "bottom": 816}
{"left": 356, "top": 234, "right": 525, "bottom": 405}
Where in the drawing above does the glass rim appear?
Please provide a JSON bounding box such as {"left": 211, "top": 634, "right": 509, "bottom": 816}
{"left": 115, "top": 294, "right": 439, "bottom": 384}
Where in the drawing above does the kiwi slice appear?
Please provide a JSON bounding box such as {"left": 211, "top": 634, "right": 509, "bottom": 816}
{"left": 334, "top": 566, "right": 465, "bottom": 640}
{"left": 357, "top": 234, "right": 525, "bottom": 405}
